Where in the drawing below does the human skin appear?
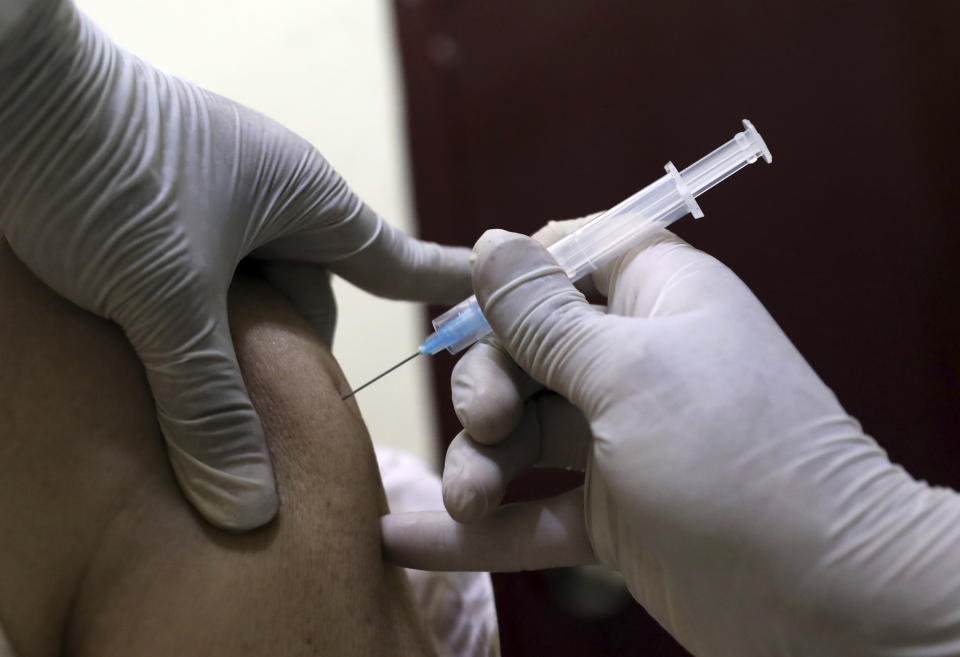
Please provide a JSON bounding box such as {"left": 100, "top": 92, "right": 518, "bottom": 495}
{"left": 0, "top": 238, "right": 436, "bottom": 657}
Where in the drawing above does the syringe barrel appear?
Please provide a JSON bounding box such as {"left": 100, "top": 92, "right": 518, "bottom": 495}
{"left": 425, "top": 174, "right": 688, "bottom": 356}
{"left": 425, "top": 119, "right": 771, "bottom": 355}
{"left": 547, "top": 174, "right": 690, "bottom": 281}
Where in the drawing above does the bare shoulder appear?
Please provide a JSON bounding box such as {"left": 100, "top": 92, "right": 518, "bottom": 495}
{"left": 0, "top": 240, "right": 435, "bottom": 657}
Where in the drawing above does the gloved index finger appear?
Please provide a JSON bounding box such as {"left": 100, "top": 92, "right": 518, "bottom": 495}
{"left": 470, "top": 230, "right": 607, "bottom": 408}
{"left": 381, "top": 488, "right": 596, "bottom": 572}
{"left": 328, "top": 212, "right": 473, "bottom": 306}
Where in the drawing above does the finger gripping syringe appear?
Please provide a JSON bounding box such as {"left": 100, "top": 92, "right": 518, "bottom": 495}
{"left": 342, "top": 119, "right": 771, "bottom": 399}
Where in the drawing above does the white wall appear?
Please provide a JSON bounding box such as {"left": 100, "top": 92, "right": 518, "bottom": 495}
{"left": 76, "top": 0, "right": 440, "bottom": 466}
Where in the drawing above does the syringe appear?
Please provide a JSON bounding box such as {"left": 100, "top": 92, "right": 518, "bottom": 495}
{"left": 342, "top": 119, "right": 772, "bottom": 399}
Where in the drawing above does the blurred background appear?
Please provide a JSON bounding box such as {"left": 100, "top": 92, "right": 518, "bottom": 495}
{"left": 75, "top": 0, "right": 960, "bottom": 655}
{"left": 396, "top": 2, "right": 960, "bottom": 653}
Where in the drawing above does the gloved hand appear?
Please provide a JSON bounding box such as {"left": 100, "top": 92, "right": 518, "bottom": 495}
{"left": 0, "top": 0, "right": 471, "bottom": 530}
{"left": 382, "top": 222, "right": 960, "bottom": 656}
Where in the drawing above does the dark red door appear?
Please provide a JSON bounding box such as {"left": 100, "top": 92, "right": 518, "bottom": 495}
{"left": 393, "top": 2, "right": 960, "bottom": 654}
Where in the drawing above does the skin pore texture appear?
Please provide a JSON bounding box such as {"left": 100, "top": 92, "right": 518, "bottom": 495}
{"left": 0, "top": 238, "right": 436, "bottom": 657}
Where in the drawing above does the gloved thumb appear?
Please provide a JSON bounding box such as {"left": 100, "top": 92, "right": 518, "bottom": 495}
{"left": 122, "top": 297, "right": 279, "bottom": 531}
{"left": 472, "top": 230, "right": 606, "bottom": 407}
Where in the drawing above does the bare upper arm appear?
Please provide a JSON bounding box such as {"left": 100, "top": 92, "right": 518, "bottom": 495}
{"left": 0, "top": 239, "right": 435, "bottom": 657}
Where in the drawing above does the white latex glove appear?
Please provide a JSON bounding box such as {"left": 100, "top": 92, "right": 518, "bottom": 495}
{"left": 382, "top": 223, "right": 960, "bottom": 656}
{"left": 0, "top": 0, "right": 471, "bottom": 530}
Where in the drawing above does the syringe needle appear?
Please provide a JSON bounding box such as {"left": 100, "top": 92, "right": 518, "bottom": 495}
{"left": 343, "top": 122, "right": 771, "bottom": 393}
{"left": 342, "top": 352, "right": 422, "bottom": 400}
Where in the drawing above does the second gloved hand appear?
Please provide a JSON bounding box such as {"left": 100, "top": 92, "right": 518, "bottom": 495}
{"left": 382, "top": 225, "right": 960, "bottom": 656}
{"left": 0, "top": 0, "right": 471, "bottom": 530}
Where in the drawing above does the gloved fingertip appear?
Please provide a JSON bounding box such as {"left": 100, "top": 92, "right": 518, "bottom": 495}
{"left": 380, "top": 512, "right": 450, "bottom": 569}
{"left": 473, "top": 229, "right": 527, "bottom": 261}
{"left": 378, "top": 513, "right": 418, "bottom": 564}
{"left": 168, "top": 447, "right": 280, "bottom": 532}
{"left": 443, "top": 475, "right": 490, "bottom": 523}
{"left": 210, "top": 486, "right": 280, "bottom": 532}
